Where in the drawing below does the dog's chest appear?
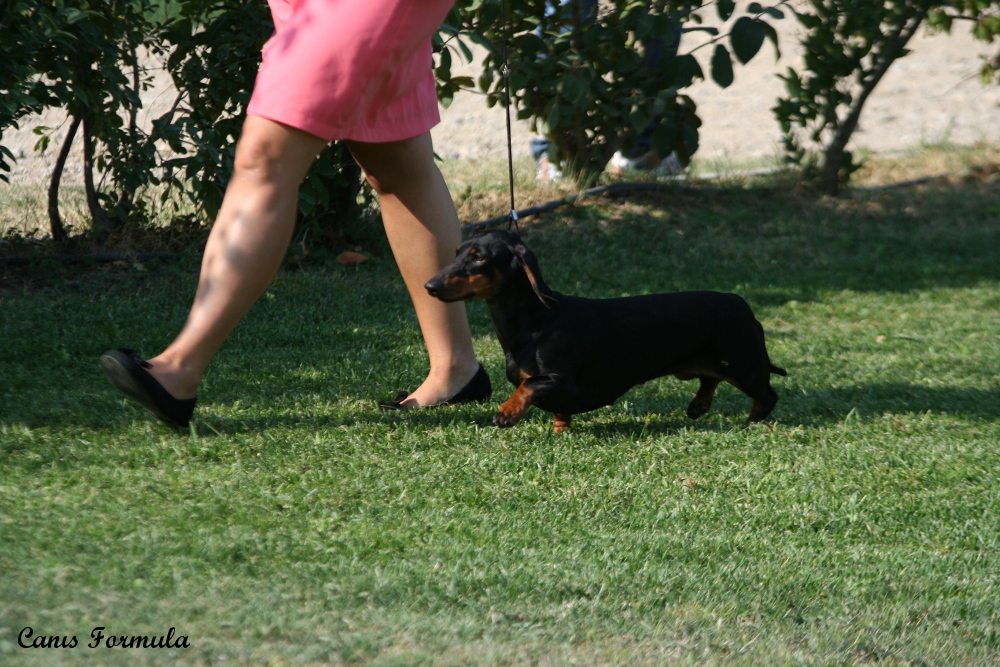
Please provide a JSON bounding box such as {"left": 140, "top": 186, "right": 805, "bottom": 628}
{"left": 503, "top": 342, "right": 540, "bottom": 386}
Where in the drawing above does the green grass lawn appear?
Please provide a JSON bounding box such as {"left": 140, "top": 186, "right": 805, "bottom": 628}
{"left": 1, "top": 157, "right": 998, "bottom": 665}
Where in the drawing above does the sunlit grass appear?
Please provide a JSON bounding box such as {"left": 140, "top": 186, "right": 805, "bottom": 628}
{"left": 1, "top": 148, "right": 998, "bottom": 665}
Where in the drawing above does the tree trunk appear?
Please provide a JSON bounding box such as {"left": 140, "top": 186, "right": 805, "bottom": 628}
{"left": 820, "top": 10, "right": 926, "bottom": 195}
{"left": 48, "top": 115, "right": 82, "bottom": 243}
{"left": 114, "top": 44, "right": 142, "bottom": 222}
{"left": 83, "top": 117, "right": 114, "bottom": 242}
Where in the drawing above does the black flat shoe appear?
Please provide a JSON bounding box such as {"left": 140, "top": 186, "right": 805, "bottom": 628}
{"left": 379, "top": 364, "right": 492, "bottom": 411}
{"left": 100, "top": 348, "right": 196, "bottom": 429}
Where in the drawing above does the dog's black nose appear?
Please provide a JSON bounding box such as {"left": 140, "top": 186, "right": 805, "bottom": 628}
{"left": 425, "top": 277, "right": 443, "bottom": 297}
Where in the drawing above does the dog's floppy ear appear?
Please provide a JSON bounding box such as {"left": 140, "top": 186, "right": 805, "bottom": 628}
{"left": 510, "top": 240, "right": 557, "bottom": 308}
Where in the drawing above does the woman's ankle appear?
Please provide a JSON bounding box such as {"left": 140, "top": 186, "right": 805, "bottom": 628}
{"left": 146, "top": 352, "right": 201, "bottom": 400}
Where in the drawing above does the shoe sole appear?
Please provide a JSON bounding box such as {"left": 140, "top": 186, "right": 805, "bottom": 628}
{"left": 100, "top": 353, "right": 189, "bottom": 429}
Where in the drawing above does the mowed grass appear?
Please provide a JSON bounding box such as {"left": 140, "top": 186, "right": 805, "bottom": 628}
{"left": 1, "top": 153, "right": 998, "bottom": 665}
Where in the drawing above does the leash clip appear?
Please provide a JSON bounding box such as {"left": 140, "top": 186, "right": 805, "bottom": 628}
{"left": 507, "top": 208, "right": 520, "bottom": 234}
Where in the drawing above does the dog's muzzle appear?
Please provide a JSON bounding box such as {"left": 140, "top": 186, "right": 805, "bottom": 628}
{"left": 424, "top": 276, "right": 445, "bottom": 298}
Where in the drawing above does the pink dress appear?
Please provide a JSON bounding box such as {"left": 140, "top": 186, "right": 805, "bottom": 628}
{"left": 247, "top": 0, "right": 456, "bottom": 143}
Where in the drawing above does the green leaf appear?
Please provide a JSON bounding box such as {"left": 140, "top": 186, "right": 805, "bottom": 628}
{"left": 478, "top": 71, "right": 493, "bottom": 94}
{"left": 717, "top": 0, "right": 736, "bottom": 21}
{"left": 62, "top": 8, "right": 88, "bottom": 24}
{"left": 438, "top": 47, "right": 452, "bottom": 76}
{"left": 762, "top": 22, "right": 781, "bottom": 60}
{"left": 34, "top": 134, "right": 51, "bottom": 153}
{"left": 710, "top": 44, "right": 734, "bottom": 88}
{"left": 669, "top": 54, "right": 704, "bottom": 88}
{"left": 731, "top": 17, "right": 766, "bottom": 64}
{"left": 546, "top": 101, "right": 563, "bottom": 132}
{"left": 299, "top": 188, "right": 316, "bottom": 208}
{"left": 458, "top": 40, "right": 473, "bottom": 62}
{"left": 629, "top": 108, "right": 650, "bottom": 134}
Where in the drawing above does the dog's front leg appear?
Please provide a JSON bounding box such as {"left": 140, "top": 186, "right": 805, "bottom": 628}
{"left": 494, "top": 381, "right": 535, "bottom": 427}
{"left": 494, "top": 375, "right": 562, "bottom": 428}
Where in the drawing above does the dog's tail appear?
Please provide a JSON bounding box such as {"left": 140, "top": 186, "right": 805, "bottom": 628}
{"left": 770, "top": 363, "right": 788, "bottom": 377}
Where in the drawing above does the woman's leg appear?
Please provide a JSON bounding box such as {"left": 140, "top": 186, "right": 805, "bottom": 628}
{"left": 347, "top": 132, "right": 480, "bottom": 407}
{"left": 145, "top": 116, "right": 329, "bottom": 398}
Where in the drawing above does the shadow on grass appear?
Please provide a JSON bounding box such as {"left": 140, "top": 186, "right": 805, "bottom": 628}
{"left": 514, "top": 183, "right": 1000, "bottom": 306}
{"left": 1, "top": 177, "right": 997, "bottom": 436}
{"left": 562, "top": 380, "right": 1000, "bottom": 437}
{"left": 784, "top": 383, "right": 1000, "bottom": 425}
{"left": 1, "top": 362, "right": 996, "bottom": 441}
{"left": 192, "top": 402, "right": 496, "bottom": 437}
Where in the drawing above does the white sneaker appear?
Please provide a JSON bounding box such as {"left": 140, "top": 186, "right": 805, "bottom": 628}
{"left": 536, "top": 155, "right": 562, "bottom": 182}
{"left": 608, "top": 150, "right": 684, "bottom": 177}
{"left": 656, "top": 152, "right": 684, "bottom": 177}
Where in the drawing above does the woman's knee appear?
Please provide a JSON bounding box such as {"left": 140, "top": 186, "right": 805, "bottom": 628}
{"left": 232, "top": 133, "right": 296, "bottom": 189}
{"left": 348, "top": 133, "right": 434, "bottom": 196}
{"left": 233, "top": 117, "right": 327, "bottom": 187}
{"left": 355, "top": 165, "right": 392, "bottom": 195}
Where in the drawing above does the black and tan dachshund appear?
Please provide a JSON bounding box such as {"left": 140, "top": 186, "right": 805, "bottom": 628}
{"left": 425, "top": 230, "right": 787, "bottom": 432}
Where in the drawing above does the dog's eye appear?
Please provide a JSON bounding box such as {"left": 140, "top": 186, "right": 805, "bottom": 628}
{"left": 466, "top": 247, "right": 487, "bottom": 265}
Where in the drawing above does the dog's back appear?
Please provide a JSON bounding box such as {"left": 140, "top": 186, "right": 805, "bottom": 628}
{"left": 528, "top": 290, "right": 782, "bottom": 415}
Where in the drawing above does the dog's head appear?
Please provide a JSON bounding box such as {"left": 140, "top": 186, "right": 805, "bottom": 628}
{"left": 425, "top": 230, "right": 555, "bottom": 306}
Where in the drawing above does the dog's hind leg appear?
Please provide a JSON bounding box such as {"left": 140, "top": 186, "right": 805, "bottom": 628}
{"left": 731, "top": 368, "right": 778, "bottom": 422}
{"left": 721, "top": 333, "right": 780, "bottom": 422}
{"left": 725, "top": 366, "right": 778, "bottom": 423}
{"left": 747, "top": 385, "right": 778, "bottom": 422}
{"left": 553, "top": 414, "right": 572, "bottom": 433}
{"left": 686, "top": 376, "right": 721, "bottom": 420}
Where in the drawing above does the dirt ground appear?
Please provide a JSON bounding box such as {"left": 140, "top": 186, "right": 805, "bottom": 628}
{"left": 3, "top": 10, "right": 998, "bottom": 187}
{"left": 433, "top": 21, "right": 1000, "bottom": 165}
